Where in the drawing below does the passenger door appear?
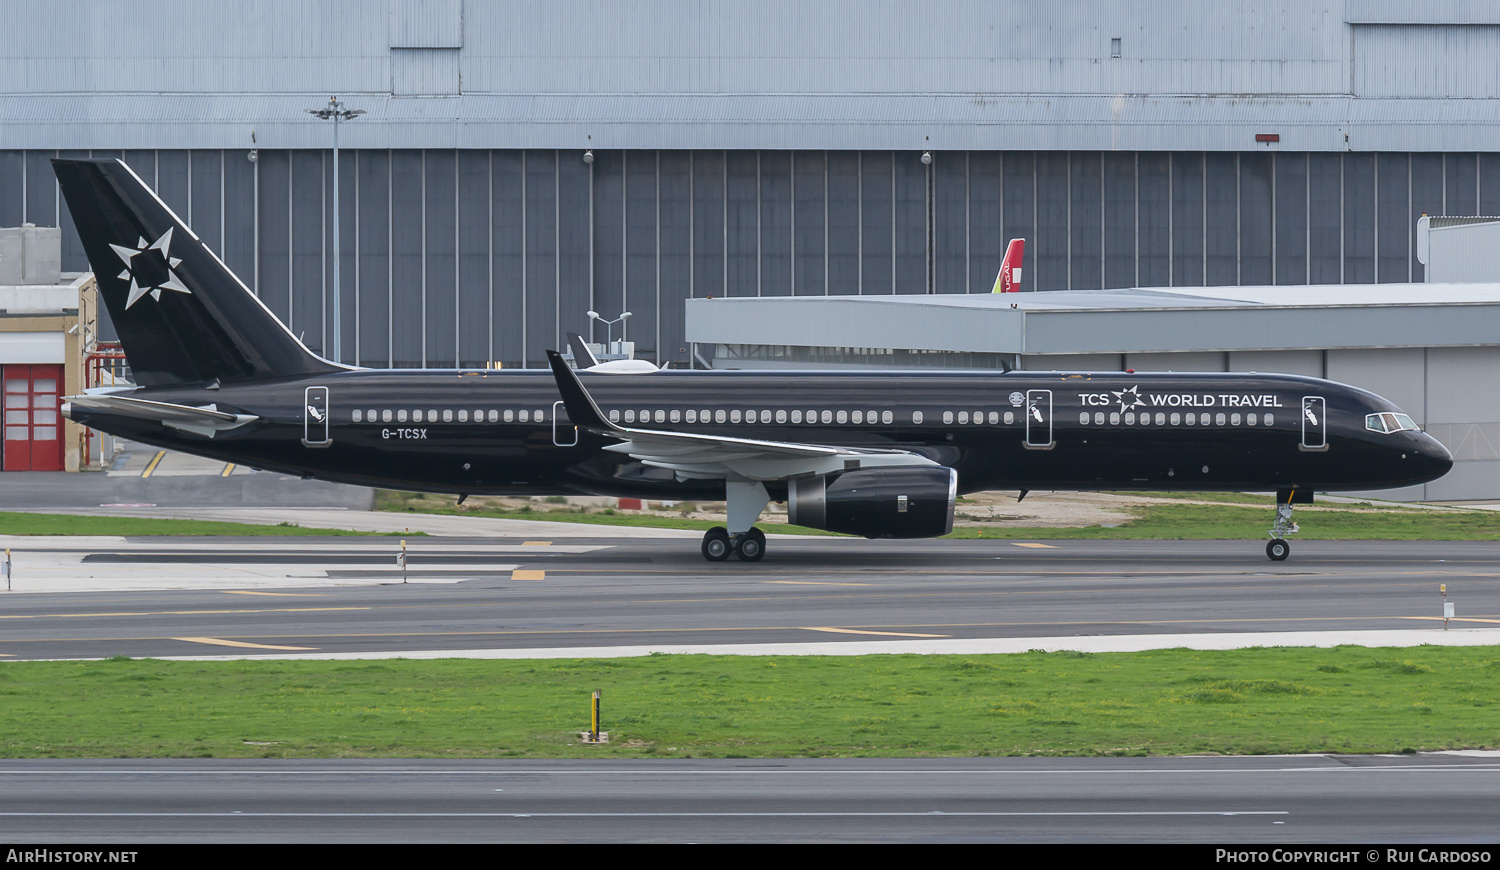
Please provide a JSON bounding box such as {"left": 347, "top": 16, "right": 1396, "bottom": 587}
{"left": 1025, "top": 389, "right": 1054, "bottom": 449}
{"left": 303, "top": 385, "right": 331, "bottom": 447}
{"left": 1301, "top": 396, "right": 1326, "bottom": 451}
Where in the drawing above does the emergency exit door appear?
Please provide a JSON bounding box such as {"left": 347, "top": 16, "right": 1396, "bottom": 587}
{"left": 3, "top": 364, "right": 64, "bottom": 471}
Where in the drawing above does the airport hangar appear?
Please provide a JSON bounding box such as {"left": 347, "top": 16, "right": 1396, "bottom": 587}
{"left": 4, "top": 0, "right": 1500, "bottom": 493}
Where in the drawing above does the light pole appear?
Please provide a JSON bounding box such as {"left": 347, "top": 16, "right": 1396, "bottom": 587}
{"left": 586, "top": 310, "right": 632, "bottom": 356}
{"left": 306, "top": 96, "right": 365, "bottom": 364}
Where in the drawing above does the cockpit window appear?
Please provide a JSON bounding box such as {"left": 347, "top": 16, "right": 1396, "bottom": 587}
{"left": 1366, "top": 412, "right": 1419, "bottom": 434}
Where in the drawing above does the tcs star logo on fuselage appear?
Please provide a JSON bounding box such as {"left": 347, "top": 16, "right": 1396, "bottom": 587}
{"left": 109, "top": 227, "right": 191, "bottom": 309}
{"left": 1112, "top": 385, "right": 1144, "bottom": 413}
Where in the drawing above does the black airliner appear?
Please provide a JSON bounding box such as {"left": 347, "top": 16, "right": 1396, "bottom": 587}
{"left": 53, "top": 158, "right": 1453, "bottom": 563}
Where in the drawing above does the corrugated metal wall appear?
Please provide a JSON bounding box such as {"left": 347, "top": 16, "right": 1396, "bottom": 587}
{"left": 9, "top": 147, "right": 1498, "bottom": 369}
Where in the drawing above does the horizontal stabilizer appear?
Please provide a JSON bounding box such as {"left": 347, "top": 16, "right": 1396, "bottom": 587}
{"left": 63, "top": 393, "right": 258, "bottom": 438}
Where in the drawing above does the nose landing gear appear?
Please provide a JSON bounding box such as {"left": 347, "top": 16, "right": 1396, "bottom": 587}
{"left": 1266, "top": 488, "right": 1307, "bottom": 561}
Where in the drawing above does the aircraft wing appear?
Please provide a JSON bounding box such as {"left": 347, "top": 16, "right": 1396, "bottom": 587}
{"left": 545, "top": 350, "right": 935, "bottom": 481}
{"left": 63, "top": 393, "right": 259, "bottom": 438}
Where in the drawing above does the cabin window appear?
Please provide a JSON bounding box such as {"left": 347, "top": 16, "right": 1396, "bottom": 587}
{"left": 428, "top": 409, "right": 438, "bottom": 422}
{"left": 1093, "top": 411, "right": 1104, "bottom": 425}
{"left": 1230, "top": 413, "right": 1240, "bottom": 426}
{"left": 1264, "top": 413, "right": 1274, "bottom": 427}
{"left": 791, "top": 410, "right": 802, "bottom": 423}
{"left": 536, "top": 409, "right": 545, "bottom": 421}
{"left": 503, "top": 410, "right": 514, "bottom": 422}
{"left": 1155, "top": 412, "right": 1165, "bottom": 425}
{"left": 1185, "top": 413, "right": 1195, "bottom": 426}
{"left": 836, "top": 410, "right": 848, "bottom": 424}
{"left": 1109, "top": 412, "right": 1120, "bottom": 425}
{"left": 382, "top": 410, "right": 393, "bottom": 423}
{"left": 776, "top": 410, "right": 787, "bottom": 423}
{"left": 1124, "top": 412, "right": 1135, "bottom": 425}
{"left": 1197, "top": 413, "right": 1208, "bottom": 426}
{"left": 1215, "top": 413, "right": 1226, "bottom": 426}
{"left": 685, "top": 410, "right": 696, "bottom": 423}
{"left": 519, "top": 410, "right": 530, "bottom": 422}
{"left": 957, "top": 411, "right": 968, "bottom": 424}
{"left": 397, "top": 409, "right": 408, "bottom": 422}
{"left": 821, "top": 410, "right": 833, "bottom": 423}
{"left": 1003, "top": 411, "right": 1013, "bottom": 425}
{"left": 1079, "top": 412, "right": 1091, "bottom": 425}
{"left": 458, "top": 410, "right": 468, "bottom": 422}
{"left": 488, "top": 410, "right": 499, "bottom": 422}
{"left": 624, "top": 410, "right": 635, "bottom": 423}
{"left": 730, "top": 410, "right": 742, "bottom": 423}
{"left": 988, "top": 411, "right": 998, "bottom": 424}
{"left": 943, "top": 411, "right": 954, "bottom": 424}
{"left": 883, "top": 411, "right": 894, "bottom": 424}
{"left": 352, "top": 410, "right": 362, "bottom": 422}
{"left": 715, "top": 410, "right": 727, "bottom": 423}
{"left": 912, "top": 411, "right": 924, "bottom": 424}
{"left": 609, "top": 410, "right": 620, "bottom": 422}
{"left": 443, "top": 410, "right": 453, "bottom": 423}
{"left": 852, "top": 410, "right": 863, "bottom": 424}
{"left": 670, "top": 409, "right": 680, "bottom": 423}
{"left": 475, "top": 409, "right": 484, "bottom": 421}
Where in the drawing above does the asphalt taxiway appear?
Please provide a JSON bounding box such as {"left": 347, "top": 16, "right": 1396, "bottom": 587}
{"left": 2, "top": 534, "right": 1498, "bottom": 660}
{"left": 1, "top": 755, "right": 1498, "bottom": 843}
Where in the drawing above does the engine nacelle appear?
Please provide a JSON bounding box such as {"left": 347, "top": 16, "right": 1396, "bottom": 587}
{"left": 786, "top": 466, "right": 957, "bottom": 539}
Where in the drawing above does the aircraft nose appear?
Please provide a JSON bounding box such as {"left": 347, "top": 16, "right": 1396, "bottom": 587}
{"left": 1413, "top": 433, "right": 1454, "bottom": 480}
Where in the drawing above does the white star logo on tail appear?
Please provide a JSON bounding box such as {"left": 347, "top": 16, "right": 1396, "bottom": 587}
{"left": 109, "top": 228, "right": 190, "bottom": 309}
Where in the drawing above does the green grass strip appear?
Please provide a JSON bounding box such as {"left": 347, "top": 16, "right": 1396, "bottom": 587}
{"left": 0, "top": 512, "right": 396, "bottom": 537}
{"left": 0, "top": 647, "right": 1495, "bottom": 758}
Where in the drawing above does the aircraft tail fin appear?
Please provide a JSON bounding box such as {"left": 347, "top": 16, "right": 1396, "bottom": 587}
{"left": 52, "top": 158, "right": 341, "bottom": 388}
{"left": 567, "top": 332, "right": 601, "bottom": 368}
{"left": 990, "top": 238, "right": 1026, "bottom": 293}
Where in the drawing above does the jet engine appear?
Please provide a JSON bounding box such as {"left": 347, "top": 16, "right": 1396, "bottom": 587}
{"left": 786, "top": 466, "right": 957, "bottom": 538}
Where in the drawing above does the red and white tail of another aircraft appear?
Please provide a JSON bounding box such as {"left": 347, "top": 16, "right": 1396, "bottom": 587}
{"left": 990, "top": 238, "right": 1025, "bottom": 293}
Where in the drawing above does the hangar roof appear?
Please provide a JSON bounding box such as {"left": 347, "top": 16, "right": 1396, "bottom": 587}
{"left": 684, "top": 284, "right": 1500, "bottom": 356}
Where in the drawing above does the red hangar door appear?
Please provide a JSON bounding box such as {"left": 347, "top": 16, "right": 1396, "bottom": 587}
{"left": 3, "top": 364, "right": 64, "bottom": 472}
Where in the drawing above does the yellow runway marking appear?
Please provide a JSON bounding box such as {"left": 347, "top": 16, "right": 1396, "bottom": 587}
{"left": 766, "top": 580, "right": 871, "bottom": 587}
{"left": 173, "top": 637, "right": 317, "bottom": 651}
{"left": 221, "top": 591, "right": 325, "bottom": 598}
{"left": 802, "top": 627, "right": 949, "bottom": 638}
{"left": 522, "top": 541, "right": 552, "bottom": 546}
{"left": 140, "top": 451, "right": 166, "bottom": 478}
{"left": 220, "top": 463, "right": 236, "bottom": 477}
{"left": 511, "top": 570, "right": 546, "bottom": 581}
{"left": 1401, "top": 616, "right": 1500, "bottom": 625}
{"left": 1011, "top": 542, "right": 1058, "bottom": 548}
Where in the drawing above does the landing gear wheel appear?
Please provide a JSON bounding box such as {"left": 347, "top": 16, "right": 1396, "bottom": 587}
{"left": 736, "top": 527, "right": 766, "bottom": 562}
{"left": 1266, "top": 538, "right": 1290, "bottom": 561}
{"left": 702, "top": 527, "right": 731, "bottom": 562}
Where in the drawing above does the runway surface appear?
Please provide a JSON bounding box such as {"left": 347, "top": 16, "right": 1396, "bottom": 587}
{"left": 1, "top": 755, "right": 1497, "bottom": 843}
{"left": 2, "top": 536, "right": 1499, "bottom": 660}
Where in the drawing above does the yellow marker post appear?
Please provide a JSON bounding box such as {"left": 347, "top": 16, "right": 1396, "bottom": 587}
{"left": 398, "top": 540, "right": 407, "bottom": 584}
{"left": 581, "top": 690, "right": 608, "bottom": 744}
{"left": 3, "top": 548, "right": 10, "bottom": 591}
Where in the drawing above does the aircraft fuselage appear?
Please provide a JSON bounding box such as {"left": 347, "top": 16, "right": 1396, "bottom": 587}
{"left": 69, "top": 367, "right": 1453, "bottom": 500}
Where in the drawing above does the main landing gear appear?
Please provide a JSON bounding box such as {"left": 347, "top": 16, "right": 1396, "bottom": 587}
{"left": 1266, "top": 488, "right": 1306, "bottom": 562}
{"left": 701, "top": 526, "right": 766, "bottom": 562}
{"left": 701, "top": 480, "right": 771, "bottom": 563}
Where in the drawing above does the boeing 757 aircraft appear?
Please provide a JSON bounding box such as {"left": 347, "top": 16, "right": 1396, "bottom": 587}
{"left": 54, "top": 158, "right": 1452, "bottom": 562}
